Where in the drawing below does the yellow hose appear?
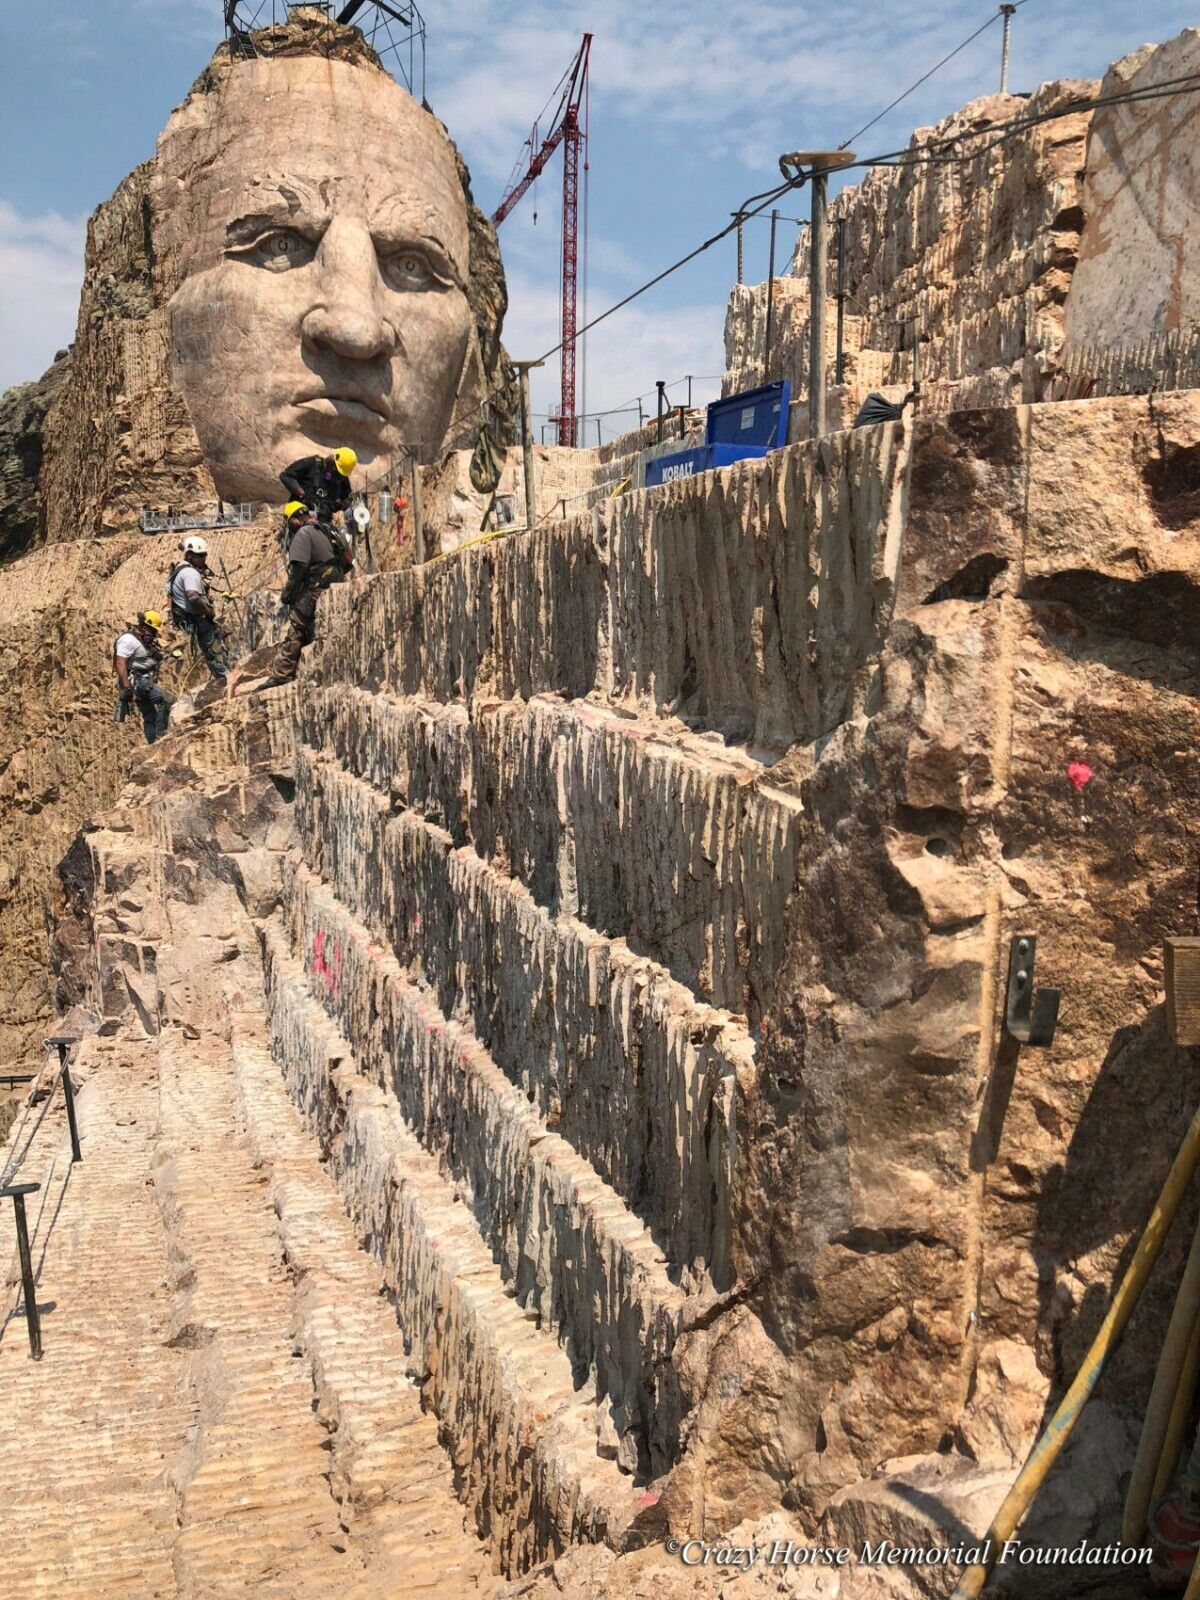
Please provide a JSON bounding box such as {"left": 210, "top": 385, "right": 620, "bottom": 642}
{"left": 1150, "top": 1310, "right": 1200, "bottom": 1512}
{"left": 1125, "top": 1211, "right": 1200, "bottom": 1542}
{"left": 951, "top": 1099, "right": 1200, "bottom": 1599}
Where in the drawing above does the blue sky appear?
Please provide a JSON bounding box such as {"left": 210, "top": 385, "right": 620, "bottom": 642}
{"left": 0, "top": 0, "right": 1196, "bottom": 433}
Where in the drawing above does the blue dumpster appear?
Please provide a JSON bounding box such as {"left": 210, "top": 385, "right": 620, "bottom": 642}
{"left": 643, "top": 381, "right": 790, "bottom": 488}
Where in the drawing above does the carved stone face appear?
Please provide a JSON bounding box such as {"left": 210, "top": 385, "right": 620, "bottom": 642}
{"left": 152, "top": 55, "right": 473, "bottom": 503}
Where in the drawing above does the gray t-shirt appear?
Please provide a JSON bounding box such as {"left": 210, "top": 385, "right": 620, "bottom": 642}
{"left": 114, "top": 632, "right": 158, "bottom": 681}
{"left": 169, "top": 563, "right": 207, "bottom": 615}
{"left": 287, "top": 525, "right": 338, "bottom": 567}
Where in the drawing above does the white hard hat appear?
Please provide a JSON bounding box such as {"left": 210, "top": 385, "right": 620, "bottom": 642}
{"left": 182, "top": 535, "right": 208, "bottom": 556}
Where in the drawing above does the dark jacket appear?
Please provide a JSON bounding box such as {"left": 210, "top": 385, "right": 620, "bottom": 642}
{"left": 280, "top": 454, "right": 352, "bottom": 516}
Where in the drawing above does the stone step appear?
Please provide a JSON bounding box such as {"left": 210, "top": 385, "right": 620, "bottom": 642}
{"left": 276, "top": 863, "right": 690, "bottom": 1475}
{"left": 295, "top": 748, "right": 754, "bottom": 1282}
{"left": 302, "top": 683, "right": 802, "bottom": 1019}
{"left": 0, "top": 1037, "right": 188, "bottom": 1600}
{"left": 153, "top": 1027, "right": 375, "bottom": 1598}
{"left": 224, "top": 998, "right": 498, "bottom": 1593}
{"left": 259, "top": 921, "right": 654, "bottom": 1575}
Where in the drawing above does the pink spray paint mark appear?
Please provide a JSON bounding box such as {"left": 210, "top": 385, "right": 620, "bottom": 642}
{"left": 1067, "top": 761, "right": 1093, "bottom": 794}
{"left": 311, "top": 928, "right": 343, "bottom": 997}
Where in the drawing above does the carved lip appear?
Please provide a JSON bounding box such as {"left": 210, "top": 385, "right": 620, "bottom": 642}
{"left": 296, "top": 393, "right": 388, "bottom": 426}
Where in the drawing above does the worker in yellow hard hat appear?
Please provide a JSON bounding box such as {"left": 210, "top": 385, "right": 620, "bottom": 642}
{"left": 113, "top": 611, "right": 175, "bottom": 744}
{"left": 279, "top": 447, "right": 357, "bottom": 523}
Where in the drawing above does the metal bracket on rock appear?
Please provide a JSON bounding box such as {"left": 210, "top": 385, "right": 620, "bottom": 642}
{"left": 1005, "top": 934, "right": 1060, "bottom": 1047}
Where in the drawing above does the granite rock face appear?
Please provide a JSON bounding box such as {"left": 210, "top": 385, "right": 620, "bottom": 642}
{"left": 1065, "top": 30, "right": 1200, "bottom": 350}
{"left": 725, "top": 79, "right": 1096, "bottom": 422}
{"left": 0, "top": 349, "right": 71, "bottom": 560}
{"left": 9, "top": 382, "right": 1200, "bottom": 1598}
{"left": 297, "top": 390, "right": 1200, "bottom": 1563}
{"left": 729, "top": 29, "right": 1200, "bottom": 425}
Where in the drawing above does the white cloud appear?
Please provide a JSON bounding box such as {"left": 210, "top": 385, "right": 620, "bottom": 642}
{"left": 0, "top": 203, "right": 86, "bottom": 393}
{"left": 500, "top": 262, "right": 725, "bottom": 437}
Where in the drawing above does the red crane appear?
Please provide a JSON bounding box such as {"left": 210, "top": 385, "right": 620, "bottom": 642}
{"left": 492, "top": 34, "right": 591, "bottom": 447}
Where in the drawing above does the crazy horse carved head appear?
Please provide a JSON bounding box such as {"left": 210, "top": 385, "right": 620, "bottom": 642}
{"left": 149, "top": 16, "right": 506, "bottom": 504}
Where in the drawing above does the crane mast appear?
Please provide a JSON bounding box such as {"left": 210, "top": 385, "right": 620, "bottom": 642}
{"left": 492, "top": 34, "right": 591, "bottom": 447}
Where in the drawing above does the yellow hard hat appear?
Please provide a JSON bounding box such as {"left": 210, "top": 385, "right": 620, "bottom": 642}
{"left": 333, "top": 448, "right": 357, "bottom": 477}
{"left": 140, "top": 610, "right": 164, "bottom": 630}
{"left": 283, "top": 500, "right": 307, "bottom": 518}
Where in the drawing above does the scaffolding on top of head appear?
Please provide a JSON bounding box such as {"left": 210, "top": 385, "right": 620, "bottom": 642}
{"left": 224, "top": 1, "right": 426, "bottom": 98}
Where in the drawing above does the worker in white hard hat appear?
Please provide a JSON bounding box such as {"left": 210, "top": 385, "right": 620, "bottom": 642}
{"left": 166, "top": 535, "right": 228, "bottom": 680}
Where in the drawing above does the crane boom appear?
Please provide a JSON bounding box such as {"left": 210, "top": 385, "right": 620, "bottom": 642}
{"left": 492, "top": 123, "right": 567, "bottom": 227}
{"left": 492, "top": 34, "right": 591, "bottom": 446}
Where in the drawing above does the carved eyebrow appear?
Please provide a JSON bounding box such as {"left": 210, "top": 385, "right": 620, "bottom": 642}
{"left": 225, "top": 211, "right": 326, "bottom": 247}
{"left": 372, "top": 193, "right": 468, "bottom": 277}
{"left": 224, "top": 181, "right": 330, "bottom": 242}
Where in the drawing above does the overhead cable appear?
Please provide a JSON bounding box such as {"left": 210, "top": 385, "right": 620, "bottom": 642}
{"left": 531, "top": 64, "right": 1198, "bottom": 368}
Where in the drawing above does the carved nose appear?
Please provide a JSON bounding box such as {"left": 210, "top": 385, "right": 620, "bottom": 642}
{"left": 301, "top": 216, "right": 397, "bottom": 361}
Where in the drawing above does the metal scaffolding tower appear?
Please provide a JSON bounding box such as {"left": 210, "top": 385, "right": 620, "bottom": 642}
{"left": 224, "top": 1, "right": 425, "bottom": 97}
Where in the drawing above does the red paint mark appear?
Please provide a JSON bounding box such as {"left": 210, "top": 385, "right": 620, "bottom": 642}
{"left": 1067, "top": 761, "right": 1094, "bottom": 793}
{"left": 636, "top": 1490, "right": 661, "bottom": 1509}
{"left": 311, "top": 928, "right": 344, "bottom": 997}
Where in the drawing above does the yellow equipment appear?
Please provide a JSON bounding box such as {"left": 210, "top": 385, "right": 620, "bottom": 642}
{"left": 283, "top": 500, "right": 307, "bottom": 519}
{"left": 333, "top": 447, "right": 357, "bottom": 476}
{"left": 140, "top": 610, "right": 164, "bottom": 630}
{"left": 952, "top": 1097, "right": 1200, "bottom": 1597}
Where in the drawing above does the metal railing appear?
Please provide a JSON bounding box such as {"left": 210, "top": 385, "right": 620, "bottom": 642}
{"left": 138, "top": 504, "right": 256, "bottom": 536}
{"left": 1, "top": 1036, "right": 82, "bottom": 1361}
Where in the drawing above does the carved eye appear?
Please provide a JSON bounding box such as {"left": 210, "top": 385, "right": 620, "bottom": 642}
{"left": 380, "top": 249, "right": 436, "bottom": 292}
{"left": 248, "top": 229, "right": 315, "bottom": 270}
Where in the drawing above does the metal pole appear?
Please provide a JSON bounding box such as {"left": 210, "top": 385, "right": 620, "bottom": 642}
{"left": 514, "top": 360, "right": 544, "bottom": 534}
{"left": 656, "top": 381, "right": 666, "bottom": 444}
{"left": 736, "top": 215, "right": 744, "bottom": 285}
{"left": 596, "top": 419, "right": 602, "bottom": 447}
{"left": 809, "top": 174, "right": 828, "bottom": 438}
{"left": 687, "top": 375, "right": 693, "bottom": 410}
{"left": 835, "top": 215, "right": 847, "bottom": 386}
{"left": 678, "top": 406, "right": 686, "bottom": 441}
{"left": 999, "top": 4, "right": 1015, "bottom": 93}
{"left": 764, "top": 208, "right": 779, "bottom": 384}
{"left": 45, "top": 1039, "right": 82, "bottom": 1164}
{"left": 638, "top": 398, "right": 645, "bottom": 430}
{"left": 409, "top": 458, "right": 425, "bottom": 565}
{"left": 6, "top": 1184, "right": 42, "bottom": 1360}
{"left": 911, "top": 318, "right": 922, "bottom": 402}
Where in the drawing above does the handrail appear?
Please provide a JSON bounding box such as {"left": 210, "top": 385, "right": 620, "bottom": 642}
{"left": 0, "top": 1035, "right": 82, "bottom": 1359}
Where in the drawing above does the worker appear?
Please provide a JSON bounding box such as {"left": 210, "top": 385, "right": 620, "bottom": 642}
{"left": 264, "top": 507, "right": 351, "bottom": 685}
{"left": 167, "top": 535, "right": 228, "bottom": 680}
{"left": 280, "top": 499, "right": 311, "bottom": 554}
{"left": 279, "top": 447, "right": 357, "bottom": 522}
{"left": 113, "top": 611, "right": 174, "bottom": 744}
